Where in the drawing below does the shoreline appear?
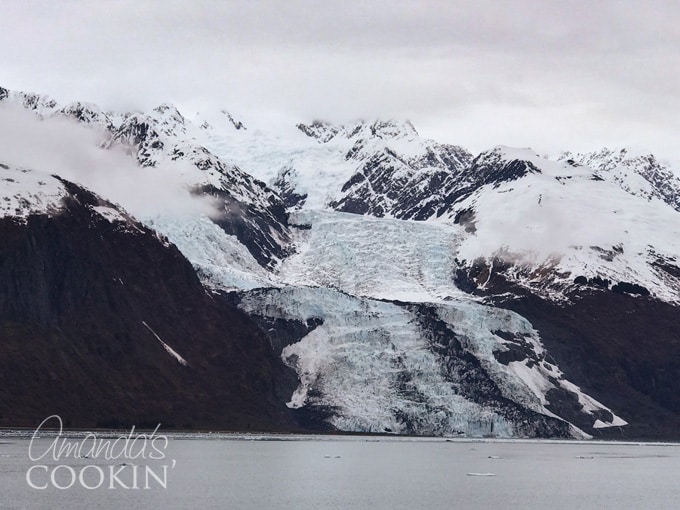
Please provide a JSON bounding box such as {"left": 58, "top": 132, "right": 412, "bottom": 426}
{"left": 2, "top": 427, "right": 679, "bottom": 446}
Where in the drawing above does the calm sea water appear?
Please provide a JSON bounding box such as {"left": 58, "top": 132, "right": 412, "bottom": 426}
{"left": 1, "top": 435, "right": 678, "bottom": 509}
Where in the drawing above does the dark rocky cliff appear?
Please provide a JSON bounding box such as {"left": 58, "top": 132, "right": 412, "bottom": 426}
{"left": 505, "top": 292, "right": 680, "bottom": 440}
{"left": 455, "top": 260, "right": 680, "bottom": 439}
{"left": 0, "top": 179, "right": 300, "bottom": 431}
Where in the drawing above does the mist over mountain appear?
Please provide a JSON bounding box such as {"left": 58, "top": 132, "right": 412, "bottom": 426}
{"left": 2, "top": 86, "right": 680, "bottom": 439}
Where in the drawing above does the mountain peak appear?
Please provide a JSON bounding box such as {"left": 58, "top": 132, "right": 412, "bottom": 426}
{"left": 58, "top": 101, "right": 113, "bottom": 127}
{"left": 297, "top": 118, "right": 419, "bottom": 144}
{"left": 367, "top": 119, "right": 418, "bottom": 139}
{"left": 220, "top": 110, "right": 247, "bottom": 130}
{"left": 296, "top": 120, "right": 341, "bottom": 142}
{"left": 558, "top": 146, "right": 680, "bottom": 212}
{"left": 151, "top": 103, "right": 185, "bottom": 123}
{"left": 0, "top": 87, "right": 58, "bottom": 114}
{"left": 462, "top": 146, "right": 543, "bottom": 190}
{"left": 559, "top": 146, "right": 662, "bottom": 172}
{"left": 481, "top": 145, "right": 542, "bottom": 162}
{"left": 152, "top": 102, "right": 181, "bottom": 115}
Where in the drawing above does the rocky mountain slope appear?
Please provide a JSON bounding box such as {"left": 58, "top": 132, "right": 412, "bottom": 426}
{"left": 0, "top": 165, "right": 299, "bottom": 430}
{"left": 0, "top": 86, "right": 291, "bottom": 268}
{"left": 2, "top": 85, "right": 680, "bottom": 438}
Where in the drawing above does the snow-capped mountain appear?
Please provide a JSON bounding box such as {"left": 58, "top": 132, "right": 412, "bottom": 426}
{"left": 444, "top": 146, "right": 680, "bottom": 305}
{"left": 2, "top": 85, "right": 680, "bottom": 439}
{"left": 559, "top": 147, "right": 680, "bottom": 212}
{"left": 0, "top": 162, "right": 299, "bottom": 430}
{"left": 0, "top": 86, "right": 291, "bottom": 268}
{"left": 193, "top": 112, "right": 680, "bottom": 306}
{"left": 198, "top": 115, "right": 473, "bottom": 219}
{"left": 108, "top": 103, "right": 294, "bottom": 268}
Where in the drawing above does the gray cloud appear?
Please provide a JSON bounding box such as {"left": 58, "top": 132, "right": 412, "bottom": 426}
{"left": 1, "top": 1, "right": 679, "bottom": 163}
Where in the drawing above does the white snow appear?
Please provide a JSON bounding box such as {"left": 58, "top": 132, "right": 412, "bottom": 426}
{"left": 92, "top": 205, "right": 128, "bottom": 223}
{"left": 452, "top": 154, "right": 680, "bottom": 304}
{"left": 593, "top": 415, "right": 628, "bottom": 429}
{"left": 143, "top": 213, "right": 280, "bottom": 291}
{"left": 0, "top": 164, "right": 66, "bottom": 219}
{"left": 142, "top": 321, "right": 189, "bottom": 367}
{"left": 197, "top": 117, "right": 453, "bottom": 211}
{"left": 278, "top": 209, "right": 467, "bottom": 303}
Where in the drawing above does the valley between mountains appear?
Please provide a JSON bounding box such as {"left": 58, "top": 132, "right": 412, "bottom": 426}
{"left": 1, "top": 86, "right": 679, "bottom": 439}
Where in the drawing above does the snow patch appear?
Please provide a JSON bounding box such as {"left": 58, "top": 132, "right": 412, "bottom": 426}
{"left": 0, "top": 165, "right": 65, "bottom": 219}
{"left": 142, "top": 321, "right": 189, "bottom": 367}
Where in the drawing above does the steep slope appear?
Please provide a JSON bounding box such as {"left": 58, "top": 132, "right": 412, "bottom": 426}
{"left": 106, "top": 104, "right": 293, "bottom": 268}
{"left": 0, "top": 164, "right": 299, "bottom": 430}
{"left": 435, "top": 147, "right": 680, "bottom": 438}
{"left": 0, "top": 88, "right": 292, "bottom": 269}
{"left": 199, "top": 116, "right": 473, "bottom": 218}
{"left": 152, "top": 114, "right": 680, "bottom": 438}
{"left": 305, "top": 120, "right": 473, "bottom": 219}
{"left": 559, "top": 147, "right": 680, "bottom": 212}
{"left": 442, "top": 146, "right": 680, "bottom": 304}
{"left": 505, "top": 292, "right": 680, "bottom": 439}
{"left": 235, "top": 285, "right": 625, "bottom": 438}
{"left": 206, "top": 209, "right": 627, "bottom": 438}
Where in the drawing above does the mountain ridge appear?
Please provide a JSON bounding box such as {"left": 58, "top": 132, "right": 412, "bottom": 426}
{"left": 2, "top": 85, "right": 680, "bottom": 439}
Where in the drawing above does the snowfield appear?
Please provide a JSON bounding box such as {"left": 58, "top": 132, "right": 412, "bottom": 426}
{"left": 451, "top": 147, "right": 680, "bottom": 303}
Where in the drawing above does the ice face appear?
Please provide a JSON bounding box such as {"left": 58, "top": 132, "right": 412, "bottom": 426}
{"left": 239, "top": 286, "right": 514, "bottom": 437}
{"left": 238, "top": 285, "right": 624, "bottom": 437}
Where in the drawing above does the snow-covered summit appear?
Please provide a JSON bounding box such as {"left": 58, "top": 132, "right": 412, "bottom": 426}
{"left": 0, "top": 163, "right": 65, "bottom": 219}
{"left": 0, "top": 87, "right": 58, "bottom": 116}
{"left": 0, "top": 87, "right": 121, "bottom": 130}
{"left": 5, "top": 85, "right": 680, "bottom": 306}
{"left": 449, "top": 150, "right": 680, "bottom": 304}
{"left": 297, "top": 118, "right": 419, "bottom": 144}
{"left": 197, "top": 113, "right": 472, "bottom": 215}
{"left": 0, "top": 86, "right": 292, "bottom": 268}
{"left": 559, "top": 147, "right": 680, "bottom": 212}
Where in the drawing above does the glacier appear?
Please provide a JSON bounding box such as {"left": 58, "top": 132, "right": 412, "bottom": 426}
{"left": 7, "top": 86, "right": 679, "bottom": 438}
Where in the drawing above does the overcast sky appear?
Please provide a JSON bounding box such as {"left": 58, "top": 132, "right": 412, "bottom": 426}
{"left": 1, "top": 0, "right": 679, "bottom": 162}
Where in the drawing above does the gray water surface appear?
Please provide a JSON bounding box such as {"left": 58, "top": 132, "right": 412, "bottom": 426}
{"left": 1, "top": 436, "right": 678, "bottom": 509}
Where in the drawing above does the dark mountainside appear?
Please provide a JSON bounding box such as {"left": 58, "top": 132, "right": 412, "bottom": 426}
{"left": 455, "top": 260, "right": 680, "bottom": 439}
{"left": 0, "top": 179, "right": 303, "bottom": 431}
{"left": 507, "top": 293, "right": 680, "bottom": 440}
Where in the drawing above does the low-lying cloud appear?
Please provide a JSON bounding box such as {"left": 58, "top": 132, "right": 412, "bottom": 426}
{"left": 1, "top": 1, "right": 678, "bottom": 163}
{"left": 0, "top": 103, "right": 218, "bottom": 219}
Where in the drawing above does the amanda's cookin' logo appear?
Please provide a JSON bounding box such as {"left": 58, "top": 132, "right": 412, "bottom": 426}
{"left": 26, "top": 415, "right": 177, "bottom": 490}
